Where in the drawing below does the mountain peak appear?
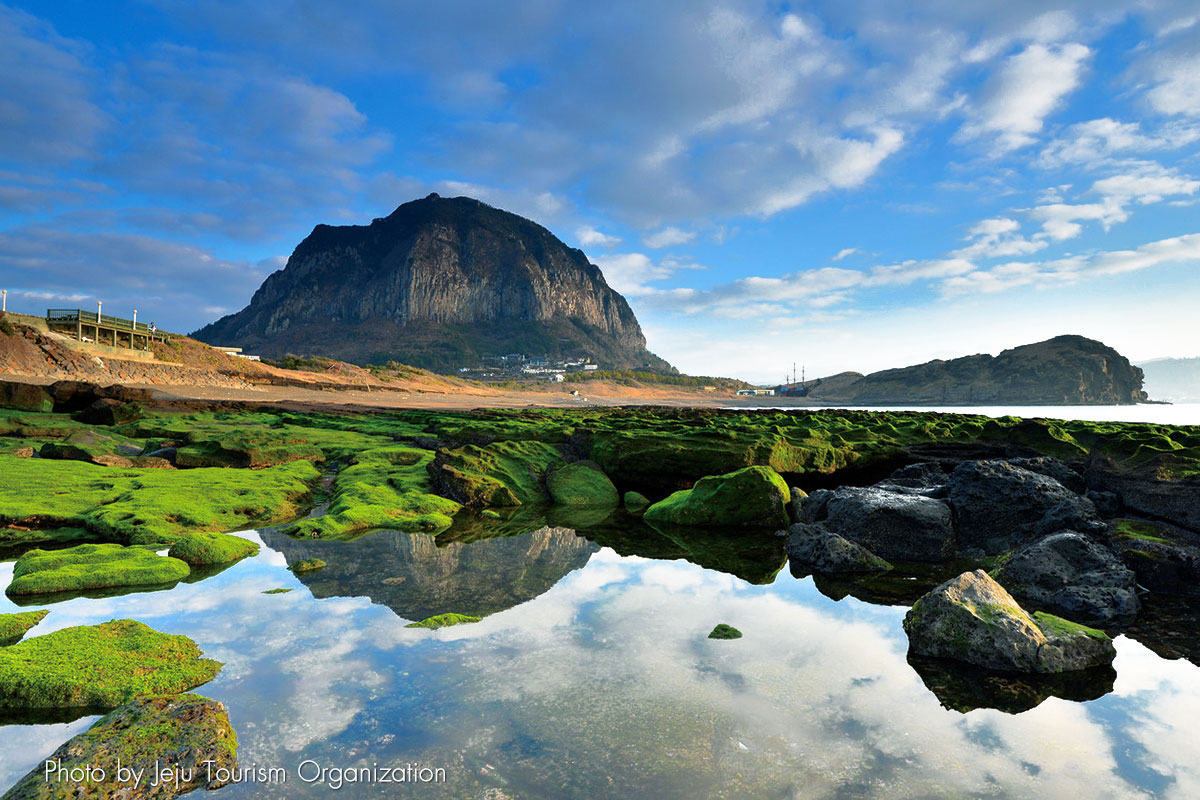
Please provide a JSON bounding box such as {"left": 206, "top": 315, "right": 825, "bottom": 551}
{"left": 194, "top": 197, "right": 672, "bottom": 374}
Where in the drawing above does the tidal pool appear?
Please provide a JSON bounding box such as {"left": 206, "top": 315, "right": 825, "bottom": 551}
{"left": 1, "top": 519, "right": 1198, "bottom": 799}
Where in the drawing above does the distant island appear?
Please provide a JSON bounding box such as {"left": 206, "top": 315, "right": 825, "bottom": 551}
{"left": 799, "top": 335, "right": 1147, "bottom": 406}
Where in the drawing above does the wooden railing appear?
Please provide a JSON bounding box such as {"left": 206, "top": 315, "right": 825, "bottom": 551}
{"left": 47, "top": 308, "right": 152, "bottom": 333}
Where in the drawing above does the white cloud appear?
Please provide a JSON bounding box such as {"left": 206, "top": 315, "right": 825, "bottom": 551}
{"left": 943, "top": 231, "right": 1200, "bottom": 295}
{"left": 575, "top": 225, "right": 621, "bottom": 249}
{"left": 1036, "top": 118, "right": 1198, "bottom": 168}
{"left": 592, "top": 252, "right": 704, "bottom": 297}
{"left": 958, "top": 43, "right": 1091, "bottom": 151}
{"left": 643, "top": 226, "right": 696, "bottom": 249}
{"left": 1027, "top": 162, "right": 1199, "bottom": 240}
{"left": 1028, "top": 199, "right": 1127, "bottom": 240}
{"left": 1145, "top": 52, "right": 1200, "bottom": 118}
{"left": 832, "top": 247, "right": 860, "bottom": 261}
{"left": 951, "top": 217, "right": 1047, "bottom": 259}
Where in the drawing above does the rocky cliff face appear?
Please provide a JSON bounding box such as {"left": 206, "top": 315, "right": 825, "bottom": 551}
{"left": 808, "top": 336, "right": 1147, "bottom": 405}
{"left": 193, "top": 194, "right": 672, "bottom": 372}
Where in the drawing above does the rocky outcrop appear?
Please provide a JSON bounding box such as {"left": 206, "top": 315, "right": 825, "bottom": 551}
{"left": 903, "top": 570, "right": 1116, "bottom": 673}
{"left": 643, "top": 466, "right": 791, "bottom": 528}
{"left": 193, "top": 194, "right": 673, "bottom": 373}
{"left": 947, "top": 460, "right": 1103, "bottom": 555}
{"left": 785, "top": 523, "right": 892, "bottom": 574}
{"left": 3, "top": 694, "right": 237, "bottom": 800}
{"left": 805, "top": 486, "right": 955, "bottom": 562}
{"left": 806, "top": 335, "right": 1147, "bottom": 405}
{"left": 992, "top": 532, "right": 1139, "bottom": 625}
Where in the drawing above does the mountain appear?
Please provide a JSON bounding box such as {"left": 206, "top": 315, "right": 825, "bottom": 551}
{"left": 805, "top": 335, "right": 1148, "bottom": 405}
{"left": 193, "top": 194, "right": 673, "bottom": 373}
{"left": 1139, "top": 357, "right": 1200, "bottom": 402}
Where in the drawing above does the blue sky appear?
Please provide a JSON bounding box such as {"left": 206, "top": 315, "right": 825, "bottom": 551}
{"left": 1, "top": 1, "right": 1199, "bottom": 381}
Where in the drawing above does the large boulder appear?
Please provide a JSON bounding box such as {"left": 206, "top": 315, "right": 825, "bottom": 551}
{"left": 546, "top": 462, "right": 619, "bottom": 507}
{"left": 811, "top": 486, "right": 955, "bottom": 562}
{"left": 0, "top": 380, "right": 53, "bottom": 413}
{"left": 71, "top": 397, "right": 144, "bottom": 426}
{"left": 903, "top": 570, "right": 1116, "bottom": 673}
{"left": 786, "top": 523, "right": 892, "bottom": 574}
{"left": 947, "top": 460, "right": 1102, "bottom": 555}
{"left": 992, "top": 531, "right": 1139, "bottom": 625}
{"left": 644, "top": 466, "right": 790, "bottom": 528}
{"left": 3, "top": 693, "right": 238, "bottom": 800}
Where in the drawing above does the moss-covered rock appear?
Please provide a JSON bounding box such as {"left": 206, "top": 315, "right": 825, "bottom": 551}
{"left": 3, "top": 693, "right": 238, "bottom": 800}
{"left": 0, "top": 610, "right": 49, "bottom": 646}
{"left": 6, "top": 544, "right": 191, "bottom": 597}
{"left": 430, "top": 440, "right": 564, "bottom": 506}
{"left": 0, "top": 619, "right": 222, "bottom": 709}
{"left": 623, "top": 491, "right": 650, "bottom": 514}
{"left": 289, "top": 446, "right": 460, "bottom": 540}
{"left": 644, "top": 466, "right": 790, "bottom": 528}
{"left": 546, "top": 462, "right": 619, "bottom": 507}
{"left": 406, "top": 613, "right": 482, "bottom": 629}
{"left": 708, "top": 623, "right": 742, "bottom": 640}
{"left": 903, "top": 570, "right": 1116, "bottom": 674}
{"left": 167, "top": 531, "right": 259, "bottom": 566}
{"left": 262, "top": 587, "right": 292, "bottom": 594}
{"left": 0, "top": 381, "right": 54, "bottom": 414}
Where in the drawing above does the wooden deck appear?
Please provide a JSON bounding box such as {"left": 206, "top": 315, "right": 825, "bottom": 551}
{"left": 46, "top": 309, "right": 170, "bottom": 350}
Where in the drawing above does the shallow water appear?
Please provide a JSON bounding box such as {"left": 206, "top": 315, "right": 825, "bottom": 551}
{"left": 1, "top": 520, "right": 1199, "bottom": 799}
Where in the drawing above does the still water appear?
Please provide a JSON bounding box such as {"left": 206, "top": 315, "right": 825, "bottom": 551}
{"left": 1, "top": 514, "right": 1198, "bottom": 799}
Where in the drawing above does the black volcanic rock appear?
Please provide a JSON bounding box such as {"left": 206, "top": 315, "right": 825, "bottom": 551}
{"left": 806, "top": 335, "right": 1147, "bottom": 405}
{"left": 193, "top": 194, "right": 672, "bottom": 372}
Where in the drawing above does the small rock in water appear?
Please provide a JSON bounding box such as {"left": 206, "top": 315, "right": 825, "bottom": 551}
{"left": 708, "top": 623, "right": 743, "bottom": 640}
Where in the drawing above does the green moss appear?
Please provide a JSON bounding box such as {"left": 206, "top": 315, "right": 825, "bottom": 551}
{"left": 1111, "top": 518, "right": 1174, "bottom": 545}
{"left": 167, "top": 530, "right": 259, "bottom": 565}
{"left": 3, "top": 693, "right": 239, "bottom": 800}
{"left": 263, "top": 587, "right": 292, "bottom": 594}
{"left": 289, "top": 446, "right": 460, "bottom": 540}
{"left": 434, "top": 440, "right": 565, "bottom": 506}
{"left": 0, "top": 455, "right": 319, "bottom": 545}
{"left": 7, "top": 544, "right": 191, "bottom": 597}
{"left": 1033, "top": 611, "right": 1111, "bottom": 641}
{"left": 290, "top": 558, "right": 326, "bottom": 574}
{"left": 708, "top": 623, "right": 743, "bottom": 640}
{"left": 0, "top": 610, "right": 49, "bottom": 646}
{"left": 0, "top": 619, "right": 222, "bottom": 709}
{"left": 644, "top": 466, "right": 790, "bottom": 528}
{"left": 546, "top": 462, "right": 619, "bottom": 507}
{"left": 406, "top": 613, "right": 482, "bottom": 629}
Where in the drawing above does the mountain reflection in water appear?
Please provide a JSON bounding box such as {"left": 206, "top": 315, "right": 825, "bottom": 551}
{"left": 259, "top": 523, "right": 598, "bottom": 621}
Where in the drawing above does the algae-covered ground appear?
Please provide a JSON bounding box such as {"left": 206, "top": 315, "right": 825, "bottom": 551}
{"left": 7, "top": 543, "right": 190, "bottom": 597}
{"left": 1, "top": 403, "right": 1197, "bottom": 556}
